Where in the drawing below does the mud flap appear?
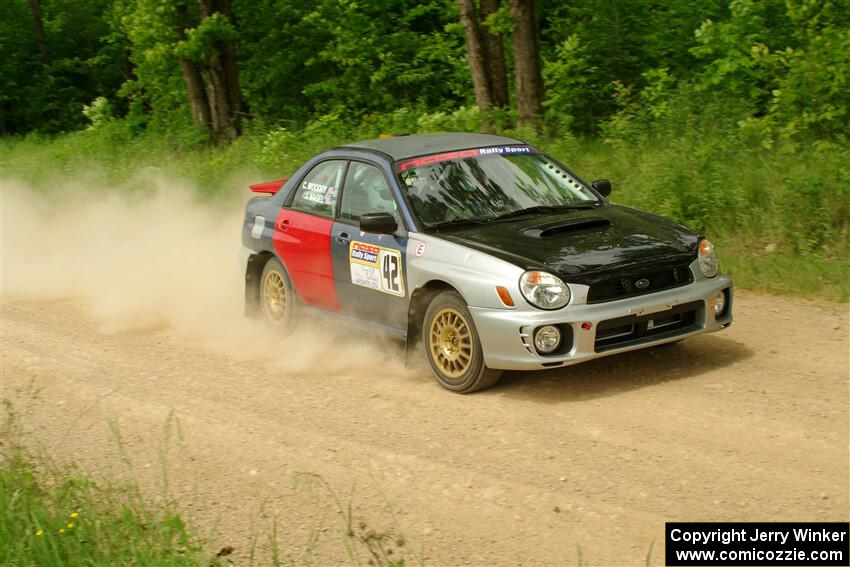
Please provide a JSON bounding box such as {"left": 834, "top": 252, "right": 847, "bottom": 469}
{"left": 243, "top": 253, "right": 265, "bottom": 318}
{"left": 403, "top": 335, "right": 416, "bottom": 367}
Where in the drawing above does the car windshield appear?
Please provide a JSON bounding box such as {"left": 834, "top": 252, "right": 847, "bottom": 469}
{"left": 395, "top": 147, "right": 601, "bottom": 228}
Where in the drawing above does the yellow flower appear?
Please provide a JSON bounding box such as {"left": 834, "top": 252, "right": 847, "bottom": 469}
{"left": 58, "top": 528, "right": 65, "bottom": 534}
{"left": 67, "top": 522, "right": 75, "bottom": 529}
{"left": 35, "top": 530, "right": 44, "bottom": 536}
{"left": 69, "top": 512, "right": 79, "bottom": 518}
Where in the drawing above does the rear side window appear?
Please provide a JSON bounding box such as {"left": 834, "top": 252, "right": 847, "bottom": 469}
{"left": 291, "top": 160, "right": 346, "bottom": 217}
{"left": 339, "top": 162, "right": 398, "bottom": 222}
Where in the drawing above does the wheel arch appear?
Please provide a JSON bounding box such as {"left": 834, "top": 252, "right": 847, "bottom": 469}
{"left": 406, "top": 279, "right": 467, "bottom": 348}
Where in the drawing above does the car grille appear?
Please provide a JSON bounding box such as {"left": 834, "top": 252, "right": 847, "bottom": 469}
{"left": 586, "top": 264, "right": 693, "bottom": 304}
{"left": 594, "top": 300, "right": 702, "bottom": 352}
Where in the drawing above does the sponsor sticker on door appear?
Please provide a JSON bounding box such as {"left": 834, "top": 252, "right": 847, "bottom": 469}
{"left": 350, "top": 242, "right": 405, "bottom": 297}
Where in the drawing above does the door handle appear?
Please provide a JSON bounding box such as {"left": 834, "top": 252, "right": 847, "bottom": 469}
{"left": 277, "top": 218, "right": 291, "bottom": 231}
{"left": 336, "top": 231, "right": 351, "bottom": 245}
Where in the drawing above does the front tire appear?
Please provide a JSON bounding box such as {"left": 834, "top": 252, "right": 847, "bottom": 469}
{"left": 422, "top": 292, "right": 501, "bottom": 393}
{"left": 259, "top": 257, "right": 294, "bottom": 329}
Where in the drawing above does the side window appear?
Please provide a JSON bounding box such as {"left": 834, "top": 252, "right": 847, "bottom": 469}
{"left": 339, "top": 162, "right": 399, "bottom": 223}
{"left": 291, "top": 160, "right": 346, "bottom": 217}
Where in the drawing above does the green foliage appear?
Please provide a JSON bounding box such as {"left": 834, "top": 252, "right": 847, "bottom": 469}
{"left": 412, "top": 105, "right": 483, "bottom": 133}
{"left": 114, "top": 0, "right": 193, "bottom": 128}
{"left": 0, "top": 0, "right": 127, "bottom": 134}
{"left": 0, "top": 439, "right": 205, "bottom": 565}
{"left": 255, "top": 116, "right": 349, "bottom": 174}
{"left": 4, "top": 0, "right": 848, "bottom": 142}
{"left": 82, "top": 96, "right": 115, "bottom": 130}
{"left": 771, "top": 22, "right": 850, "bottom": 140}
{"left": 481, "top": 2, "right": 512, "bottom": 35}
{"left": 689, "top": 0, "right": 850, "bottom": 141}
{"left": 539, "top": 0, "right": 727, "bottom": 133}
{"left": 691, "top": 0, "right": 786, "bottom": 103}
{"left": 303, "top": 0, "right": 468, "bottom": 113}
{"left": 0, "top": 0, "right": 44, "bottom": 133}
{"left": 176, "top": 12, "right": 237, "bottom": 62}
{"left": 592, "top": 111, "right": 850, "bottom": 299}
{"left": 234, "top": 0, "right": 469, "bottom": 125}
{"left": 542, "top": 34, "right": 593, "bottom": 133}
{"left": 4, "top": 108, "right": 848, "bottom": 300}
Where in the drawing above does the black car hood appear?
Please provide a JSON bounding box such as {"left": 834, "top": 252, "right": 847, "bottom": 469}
{"left": 432, "top": 204, "right": 699, "bottom": 285}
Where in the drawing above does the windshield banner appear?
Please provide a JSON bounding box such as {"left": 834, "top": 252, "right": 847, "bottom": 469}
{"left": 397, "top": 145, "right": 537, "bottom": 172}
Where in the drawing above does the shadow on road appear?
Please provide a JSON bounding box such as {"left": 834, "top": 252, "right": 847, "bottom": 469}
{"left": 492, "top": 333, "right": 754, "bottom": 403}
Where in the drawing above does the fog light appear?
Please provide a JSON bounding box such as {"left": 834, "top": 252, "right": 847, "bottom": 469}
{"left": 534, "top": 325, "right": 562, "bottom": 353}
{"left": 711, "top": 290, "right": 726, "bottom": 316}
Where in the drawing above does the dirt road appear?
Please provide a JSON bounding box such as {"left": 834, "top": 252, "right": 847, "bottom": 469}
{"left": 2, "top": 291, "right": 848, "bottom": 566}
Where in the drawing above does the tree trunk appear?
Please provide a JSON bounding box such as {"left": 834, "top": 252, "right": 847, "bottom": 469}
{"left": 199, "top": 0, "right": 241, "bottom": 140}
{"left": 203, "top": 54, "right": 233, "bottom": 143}
{"left": 175, "top": 3, "right": 212, "bottom": 132}
{"left": 179, "top": 57, "right": 212, "bottom": 128}
{"left": 218, "top": 39, "right": 242, "bottom": 133}
{"left": 458, "top": 0, "right": 493, "bottom": 113}
{"left": 26, "top": 0, "right": 50, "bottom": 65}
{"left": 510, "top": 0, "right": 544, "bottom": 129}
{"left": 480, "top": 0, "right": 508, "bottom": 109}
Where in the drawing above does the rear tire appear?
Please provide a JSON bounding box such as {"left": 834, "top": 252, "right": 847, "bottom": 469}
{"left": 259, "top": 257, "right": 294, "bottom": 330}
{"left": 422, "top": 291, "right": 501, "bottom": 393}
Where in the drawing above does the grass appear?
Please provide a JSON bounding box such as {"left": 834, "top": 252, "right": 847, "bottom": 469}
{"left": 0, "top": 456, "right": 205, "bottom": 566}
{"left": 0, "top": 401, "right": 415, "bottom": 567}
{"left": 2, "top": 111, "right": 848, "bottom": 300}
{"left": 0, "top": 408, "right": 208, "bottom": 566}
{"left": 540, "top": 134, "right": 850, "bottom": 301}
{"left": 0, "top": 453, "right": 411, "bottom": 566}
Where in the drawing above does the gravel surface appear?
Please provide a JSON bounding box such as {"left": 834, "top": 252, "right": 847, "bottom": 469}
{"left": 2, "top": 292, "right": 847, "bottom": 566}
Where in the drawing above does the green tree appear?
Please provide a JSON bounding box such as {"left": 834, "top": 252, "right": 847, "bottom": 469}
{"left": 692, "top": 0, "right": 850, "bottom": 141}
{"left": 540, "top": 0, "right": 725, "bottom": 133}
{"left": 116, "top": 0, "right": 242, "bottom": 142}
{"left": 234, "top": 0, "right": 470, "bottom": 125}
{"left": 0, "top": 0, "right": 126, "bottom": 134}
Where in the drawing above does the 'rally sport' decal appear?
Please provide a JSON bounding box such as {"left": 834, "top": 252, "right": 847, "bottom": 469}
{"left": 396, "top": 145, "right": 536, "bottom": 172}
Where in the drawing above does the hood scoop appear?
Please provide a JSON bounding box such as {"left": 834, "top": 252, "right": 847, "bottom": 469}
{"left": 523, "top": 217, "right": 611, "bottom": 238}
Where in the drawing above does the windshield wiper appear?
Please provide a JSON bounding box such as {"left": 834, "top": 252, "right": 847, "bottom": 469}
{"left": 489, "top": 203, "right": 597, "bottom": 222}
{"left": 426, "top": 217, "right": 491, "bottom": 230}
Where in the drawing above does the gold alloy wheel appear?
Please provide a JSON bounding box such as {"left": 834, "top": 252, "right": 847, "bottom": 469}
{"left": 428, "top": 307, "right": 474, "bottom": 378}
{"left": 262, "top": 270, "right": 288, "bottom": 321}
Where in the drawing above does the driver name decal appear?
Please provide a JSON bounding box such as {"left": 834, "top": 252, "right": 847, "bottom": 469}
{"left": 349, "top": 242, "right": 405, "bottom": 297}
{"left": 300, "top": 181, "right": 336, "bottom": 205}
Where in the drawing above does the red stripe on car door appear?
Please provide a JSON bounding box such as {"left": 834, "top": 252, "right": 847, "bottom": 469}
{"left": 272, "top": 209, "right": 340, "bottom": 311}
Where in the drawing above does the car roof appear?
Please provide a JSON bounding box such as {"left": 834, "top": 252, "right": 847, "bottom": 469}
{"left": 340, "top": 132, "right": 526, "bottom": 160}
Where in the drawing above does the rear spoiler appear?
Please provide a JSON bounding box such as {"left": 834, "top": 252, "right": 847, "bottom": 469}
{"left": 249, "top": 178, "right": 287, "bottom": 194}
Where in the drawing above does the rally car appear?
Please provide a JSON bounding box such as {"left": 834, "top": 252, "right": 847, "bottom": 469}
{"left": 240, "top": 133, "right": 732, "bottom": 393}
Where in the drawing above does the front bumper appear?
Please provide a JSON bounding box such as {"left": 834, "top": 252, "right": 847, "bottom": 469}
{"left": 469, "top": 274, "right": 733, "bottom": 371}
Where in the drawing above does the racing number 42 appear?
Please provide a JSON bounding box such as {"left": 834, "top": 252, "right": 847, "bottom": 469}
{"left": 380, "top": 250, "right": 403, "bottom": 296}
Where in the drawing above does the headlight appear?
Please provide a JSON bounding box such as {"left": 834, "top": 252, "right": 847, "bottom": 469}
{"left": 698, "top": 238, "right": 719, "bottom": 278}
{"left": 519, "top": 271, "right": 570, "bottom": 310}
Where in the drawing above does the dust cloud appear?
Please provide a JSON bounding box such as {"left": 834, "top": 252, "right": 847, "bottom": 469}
{"left": 1, "top": 172, "right": 414, "bottom": 377}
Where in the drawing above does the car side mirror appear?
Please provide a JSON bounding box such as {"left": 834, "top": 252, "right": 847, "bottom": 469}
{"left": 592, "top": 179, "right": 612, "bottom": 197}
{"left": 359, "top": 212, "right": 398, "bottom": 234}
